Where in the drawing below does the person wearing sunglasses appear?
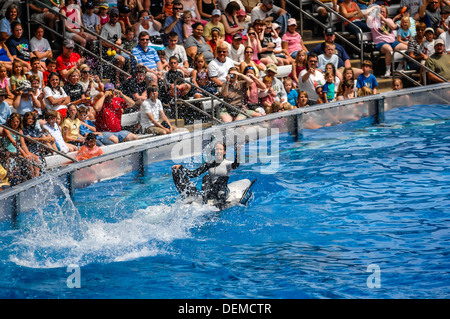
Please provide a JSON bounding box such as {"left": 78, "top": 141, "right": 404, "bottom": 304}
{"left": 207, "top": 42, "right": 235, "bottom": 88}
{"left": 418, "top": 0, "right": 442, "bottom": 32}
{"left": 164, "top": 2, "right": 186, "bottom": 44}
{"left": 406, "top": 22, "right": 428, "bottom": 71}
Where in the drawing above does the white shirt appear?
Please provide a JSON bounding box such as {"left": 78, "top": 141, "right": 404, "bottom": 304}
{"left": 44, "top": 86, "right": 68, "bottom": 112}
{"left": 43, "top": 122, "right": 69, "bottom": 153}
{"left": 299, "top": 69, "right": 325, "bottom": 101}
{"left": 227, "top": 43, "right": 245, "bottom": 66}
{"left": 30, "top": 36, "right": 52, "bottom": 62}
{"left": 251, "top": 4, "right": 282, "bottom": 23}
{"left": 208, "top": 57, "right": 235, "bottom": 84}
{"left": 140, "top": 98, "right": 163, "bottom": 129}
{"left": 438, "top": 31, "right": 450, "bottom": 53}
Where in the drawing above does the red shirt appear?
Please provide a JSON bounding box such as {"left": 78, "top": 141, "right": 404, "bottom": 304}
{"left": 95, "top": 97, "right": 126, "bottom": 132}
{"left": 56, "top": 52, "right": 80, "bottom": 73}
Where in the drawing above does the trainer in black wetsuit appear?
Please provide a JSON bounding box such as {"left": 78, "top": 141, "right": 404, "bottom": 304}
{"left": 172, "top": 143, "right": 241, "bottom": 205}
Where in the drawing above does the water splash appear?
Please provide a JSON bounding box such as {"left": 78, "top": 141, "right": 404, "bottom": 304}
{"left": 7, "top": 173, "right": 219, "bottom": 269}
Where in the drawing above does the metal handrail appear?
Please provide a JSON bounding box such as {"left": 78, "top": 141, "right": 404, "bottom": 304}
{"left": 287, "top": 0, "right": 364, "bottom": 63}
{"left": 173, "top": 77, "right": 250, "bottom": 125}
{"left": 393, "top": 50, "right": 449, "bottom": 85}
{"left": 0, "top": 123, "right": 78, "bottom": 163}
{"left": 25, "top": 0, "right": 139, "bottom": 78}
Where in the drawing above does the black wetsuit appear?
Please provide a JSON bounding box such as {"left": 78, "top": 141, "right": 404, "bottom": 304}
{"left": 172, "top": 151, "right": 240, "bottom": 205}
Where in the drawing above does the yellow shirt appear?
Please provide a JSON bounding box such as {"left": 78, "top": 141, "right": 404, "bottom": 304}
{"left": 0, "top": 164, "right": 10, "bottom": 188}
{"left": 62, "top": 117, "right": 82, "bottom": 141}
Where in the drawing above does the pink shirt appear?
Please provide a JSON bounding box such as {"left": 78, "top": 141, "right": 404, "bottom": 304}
{"left": 282, "top": 31, "right": 303, "bottom": 54}
{"left": 368, "top": 16, "right": 396, "bottom": 44}
{"left": 0, "top": 77, "right": 7, "bottom": 89}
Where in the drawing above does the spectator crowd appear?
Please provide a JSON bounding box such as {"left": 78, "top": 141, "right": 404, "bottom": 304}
{"left": 0, "top": 0, "right": 450, "bottom": 190}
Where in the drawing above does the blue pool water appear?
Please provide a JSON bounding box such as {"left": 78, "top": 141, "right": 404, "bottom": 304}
{"left": 0, "top": 104, "right": 449, "bottom": 299}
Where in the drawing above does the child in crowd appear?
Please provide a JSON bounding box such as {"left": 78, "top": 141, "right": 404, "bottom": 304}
{"left": 164, "top": 0, "right": 174, "bottom": 18}
{"left": 43, "top": 110, "right": 78, "bottom": 153}
{"left": 284, "top": 77, "right": 298, "bottom": 107}
{"left": 77, "top": 105, "right": 107, "bottom": 146}
{"left": 76, "top": 133, "right": 104, "bottom": 161}
{"left": 157, "top": 50, "right": 170, "bottom": 71}
{"left": 391, "top": 78, "right": 403, "bottom": 90}
{"left": 43, "top": 58, "right": 57, "bottom": 86}
{"left": 356, "top": 60, "right": 378, "bottom": 95}
{"left": 121, "top": 27, "right": 137, "bottom": 54}
{"left": 397, "top": 16, "right": 412, "bottom": 46}
{"left": 191, "top": 53, "right": 217, "bottom": 98}
{"left": 98, "top": 3, "right": 110, "bottom": 26}
{"left": 62, "top": 104, "right": 85, "bottom": 147}
{"left": 207, "top": 28, "right": 220, "bottom": 57}
{"left": 318, "top": 42, "right": 339, "bottom": 73}
{"left": 322, "top": 71, "right": 336, "bottom": 103}
{"left": 203, "top": 9, "right": 225, "bottom": 41}
{"left": 324, "top": 63, "right": 341, "bottom": 89}
{"left": 183, "top": 10, "right": 194, "bottom": 39}
{"left": 0, "top": 63, "right": 14, "bottom": 105}
{"left": 259, "top": 75, "right": 276, "bottom": 114}
{"left": 26, "top": 57, "right": 44, "bottom": 88}
{"left": 315, "top": 85, "right": 326, "bottom": 104}
{"left": 271, "top": 23, "right": 292, "bottom": 65}
{"left": 165, "top": 56, "right": 191, "bottom": 98}
{"left": 236, "top": 9, "right": 247, "bottom": 36}
{"left": 10, "top": 59, "right": 26, "bottom": 92}
{"left": 287, "top": 49, "right": 307, "bottom": 87}
{"left": 420, "top": 28, "right": 435, "bottom": 58}
{"left": 297, "top": 91, "right": 309, "bottom": 108}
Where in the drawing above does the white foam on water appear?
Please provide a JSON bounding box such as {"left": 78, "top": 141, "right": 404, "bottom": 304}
{"left": 8, "top": 174, "right": 219, "bottom": 269}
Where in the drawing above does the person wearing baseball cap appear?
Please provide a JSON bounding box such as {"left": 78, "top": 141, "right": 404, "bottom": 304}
{"left": 424, "top": 38, "right": 450, "bottom": 82}
{"left": 438, "top": 6, "right": 450, "bottom": 53}
{"left": 229, "top": 33, "right": 245, "bottom": 66}
{"left": 203, "top": 9, "right": 226, "bottom": 41}
{"left": 56, "top": 39, "right": 83, "bottom": 81}
{"left": 282, "top": 18, "right": 308, "bottom": 59}
{"left": 264, "top": 63, "right": 288, "bottom": 103}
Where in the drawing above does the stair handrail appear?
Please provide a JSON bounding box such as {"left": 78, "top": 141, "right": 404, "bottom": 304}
{"left": 173, "top": 77, "right": 250, "bottom": 125}
{"left": 392, "top": 50, "right": 449, "bottom": 85}
{"left": 25, "top": 0, "right": 139, "bottom": 78}
{"left": 286, "top": 0, "right": 364, "bottom": 63}
{"left": 0, "top": 123, "right": 78, "bottom": 163}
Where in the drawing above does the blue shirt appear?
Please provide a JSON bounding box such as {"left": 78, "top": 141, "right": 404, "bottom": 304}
{"left": 286, "top": 89, "right": 298, "bottom": 107}
{"left": 163, "top": 16, "right": 185, "bottom": 44}
{"left": 131, "top": 44, "right": 161, "bottom": 70}
{"left": 0, "top": 101, "right": 11, "bottom": 124}
{"left": 356, "top": 73, "right": 378, "bottom": 90}
{"left": 323, "top": 82, "right": 335, "bottom": 101}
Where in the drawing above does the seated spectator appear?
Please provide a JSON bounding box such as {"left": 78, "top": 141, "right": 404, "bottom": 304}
{"left": 43, "top": 58, "right": 56, "bottom": 86}
{"left": 228, "top": 33, "right": 245, "bottom": 66}
{"left": 339, "top": 0, "right": 370, "bottom": 39}
{"left": 165, "top": 56, "right": 192, "bottom": 98}
{"left": 207, "top": 28, "right": 220, "bottom": 57}
{"left": 12, "top": 80, "right": 43, "bottom": 116}
{"left": 180, "top": 0, "right": 204, "bottom": 23}
{"left": 119, "top": 65, "right": 149, "bottom": 108}
{"left": 218, "top": 0, "right": 245, "bottom": 12}
{"left": 185, "top": 22, "right": 215, "bottom": 63}
{"left": 364, "top": 5, "right": 407, "bottom": 78}
{"left": 93, "top": 83, "right": 138, "bottom": 144}
{"left": 164, "top": 1, "right": 186, "bottom": 44}
{"left": 391, "top": 77, "right": 404, "bottom": 90}
{"left": 100, "top": 7, "right": 127, "bottom": 82}
{"left": 82, "top": 1, "right": 101, "bottom": 35}
{"left": 97, "top": 2, "right": 110, "bottom": 27}
{"left": 0, "top": 64, "right": 13, "bottom": 106}
{"left": 2, "top": 113, "right": 40, "bottom": 177}
{"left": 242, "top": 65, "right": 267, "bottom": 109}
{"left": 356, "top": 60, "right": 378, "bottom": 95}
{"left": 288, "top": 49, "right": 307, "bottom": 87}
{"left": 296, "top": 90, "right": 309, "bottom": 108}
{"left": 60, "top": 0, "right": 97, "bottom": 48}
{"left": 220, "top": 67, "right": 262, "bottom": 122}
{"left": 260, "top": 21, "right": 284, "bottom": 66}
{"left": 183, "top": 10, "right": 195, "bottom": 39}
{"left": 28, "top": 74, "right": 46, "bottom": 117}
{"left": 336, "top": 79, "right": 356, "bottom": 100}
{"left": 251, "top": 0, "right": 287, "bottom": 26}
{"left": 407, "top": 22, "right": 427, "bottom": 71}
{"left": 272, "top": 23, "right": 293, "bottom": 65}
{"left": 118, "top": 4, "right": 134, "bottom": 35}
{"left": 222, "top": 1, "right": 245, "bottom": 43}
{"left": 139, "top": 86, "right": 175, "bottom": 135}
{"left": 134, "top": 9, "right": 163, "bottom": 39}
{"left": 0, "top": 88, "right": 11, "bottom": 135}
{"left": 393, "top": 7, "right": 417, "bottom": 39}
{"left": 22, "top": 111, "right": 57, "bottom": 160}
{"left": 419, "top": 0, "right": 441, "bottom": 32}
{"left": 284, "top": 78, "right": 298, "bottom": 108}
{"left": 265, "top": 63, "right": 287, "bottom": 103}
{"left": 77, "top": 105, "right": 106, "bottom": 146}
{"left": 29, "top": 0, "right": 57, "bottom": 42}
{"left": 242, "top": 27, "right": 266, "bottom": 72}
{"left": 5, "top": 22, "right": 33, "bottom": 69}
{"left": 131, "top": 31, "right": 164, "bottom": 85}
{"left": 62, "top": 104, "right": 85, "bottom": 147}
{"left": 78, "top": 64, "right": 104, "bottom": 102}
{"left": 9, "top": 59, "right": 27, "bottom": 92}
{"left": 203, "top": 9, "right": 226, "bottom": 41}
{"left": 421, "top": 27, "right": 436, "bottom": 57}
{"left": 121, "top": 27, "right": 138, "bottom": 61}
{"left": 0, "top": 38, "right": 15, "bottom": 74}
{"left": 239, "top": 45, "right": 266, "bottom": 76}
{"left": 438, "top": 10, "right": 450, "bottom": 53}
{"left": 44, "top": 72, "right": 71, "bottom": 118}
{"left": 318, "top": 42, "right": 340, "bottom": 73}
{"left": 437, "top": 5, "right": 450, "bottom": 36}
{"left": 208, "top": 41, "right": 236, "bottom": 88}
{"left": 198, "top": 0, "right": 217, "bottom": 20}
{"left": 56, "top": 39, "right": 84, "bottom": 81}
{"left": 299, "top": 53, "right": 325, "bottom": 103}
{"left": 30, "top": 26, "right": 53, "bottom": 70}
{"left": 425, "top": 39, "right": 450, "bottom": 82}
{"left": 76, "top": 133, "right": 104, "bottom": 161}
{"left": 164, "top": 32, "right": 190, "bottom": 72}
{"left": 63, "top": 68, "right": 89, "bottom": 107}
{"left": 282, "top": 18, "right": 308, "bottom": 59}
{"left": 191, "top": 53, "right": 218, "bottom": 98}
{"left": 0, "top": 3, "right": 21, "bottom": 41}
{"left": 242, "top": 0, "right": 259, "bottom": 14}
